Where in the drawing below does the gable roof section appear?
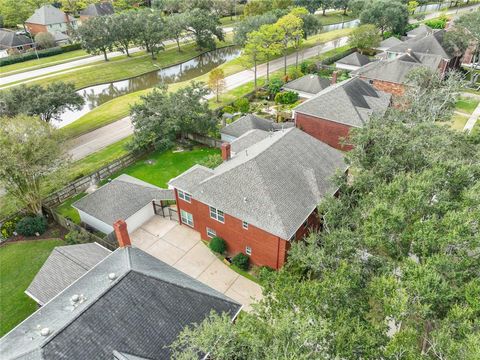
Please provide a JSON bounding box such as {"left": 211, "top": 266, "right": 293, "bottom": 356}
{"left": 231, "top": 129, "right": 271, "bottom": 154}
{"left": 336, "top": 52, "right": 371, "bottom": 67}
{"left": 25, "top": 243, "right": 111, "bottom": 305}
{"left": 407, "top": 24, "right": 434, "bottom": 38}
{"left": 387, "top": 30, "right": 451, "bottom": 59}
{"left": 293, "top": 77, "right": 391, "bottom": 127}
{"left": 220, "top": 114, "right": 293, "bottom": 138}
{"left": 0, "top": 247, "right": 240, "bottom": 360}
{"left": 353, "top": 51, "right": 443, "bottom": 84}
{"left": 170, "top": 128, "right": 347, "bottom": 240}
{"left": 80, "top": 2, "right": 114, "bottom": 17}
{"left": 0, "top": 29, "right": 33, "bottom": 49}
{"left": 283, "top": 74, "right": 331, "bottom": 96}
{"left": 377, "top": 36, "right": 403, "bottom": 49}
{"left": 26, "top": 5, "right": 74, "bottom": 25}
{"left": 72, "top": 174, "right": 174, "bottom": 226}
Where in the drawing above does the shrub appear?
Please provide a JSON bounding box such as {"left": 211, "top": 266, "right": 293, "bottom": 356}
{"left": 0, "top": 216, "right": 22, "bottom": 239}
{"left": 274, "top": 91, "right": 299, "bottom": 105}
{"left": 267, "top": 78, "right": 284, "bottom": 96}
{"left": 232, "top": 252, "right": 249, "bottom": 271}
{"left": 425, "top": 16, "right": 448, "bottom": 29}
{"left": 234, "top": 98, "right": 250, "bottom": 113}
{"left": 35, "top": 32, "right": 56, "bottom": 49}
{"left": 222, "top": 105, "right": 235, "bottom": 114}
{"left": 300, "top": 61, "right": 317, "bottom": 74}
{"left": 287, "top": 67, "right": 303, "bottom": 80}
{"left": 0, "top": 47, "right": 63, "bottom": 66}
{"left": 15, "top": 216, "right": 48, "bottom": 236}
{"left": 60, "top": 43, "right": 82, "bottom": 52}
{"left": 64, "top": 230, "right": 91, "bottom": 245}
{"left": 201, "top": 154, "right": 223, "bottom": 169}
{"left": 209, "top": 236, "right": 226, "bottom": 254}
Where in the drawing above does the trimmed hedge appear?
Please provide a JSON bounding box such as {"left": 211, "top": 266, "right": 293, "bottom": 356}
{"left": 15, "top": 216, "right": 48, "bottom": 236}
{"left": 0, "top": 43, "right": 81, "bottom": 67}
{"left": 209, "top": 236, "right": 226, "bottom": 254}
{"left": 319, "top": 47, "right": 356, "bottom": 66}
{"left": 232, "top": 253, "right": 249, "bottom": 271}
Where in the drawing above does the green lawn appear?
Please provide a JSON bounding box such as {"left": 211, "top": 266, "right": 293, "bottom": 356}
{"left": 456, "top": 98, "right": 480, "bottom": 115}
{"left": 55, "top": 193, "right": 87, "bottom": 224}
{"left": 0, "top": 239, "right": 64, "bottom": 336}
{"left": 0, "top": 50, "right": 89, "bottom": 76}
{"left": 316, "top": 11, "right": 355, "bottom": 25}
{"left": 451, "top": 113, "right": 469, "bottom": 131}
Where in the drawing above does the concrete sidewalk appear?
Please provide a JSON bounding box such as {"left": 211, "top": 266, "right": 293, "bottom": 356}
{"left": 130, "top": 216, "right": 263, "bottom": 311}
{"left": 464, "top": 102, "right": 480, "bottom": 133}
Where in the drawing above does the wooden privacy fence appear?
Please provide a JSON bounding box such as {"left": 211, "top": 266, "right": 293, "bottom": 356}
{"left": 186, "top": 133, "right": 223, "bottom": 148}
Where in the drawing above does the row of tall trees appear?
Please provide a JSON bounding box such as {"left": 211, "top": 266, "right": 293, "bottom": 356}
{"left": 170, "top": 68, "right": 480, "bottom": 359}
{"left": 77, "top": 8, "right": 224, "bottom": 61}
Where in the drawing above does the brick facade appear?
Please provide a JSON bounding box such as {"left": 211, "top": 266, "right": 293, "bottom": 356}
{"left": 25, "top": 23, "right": 48, "bottom": 36}
{"left": 294, "top": 112, "right": 354, "bottom": 151}
{"left": 174, "top": 189, "right": 320, "bottom": 269}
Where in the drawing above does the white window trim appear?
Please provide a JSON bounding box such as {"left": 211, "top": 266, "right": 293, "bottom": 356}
{"left": 242, "top": 221, "right": 248, "bottom": 230}
{"left": 206, "top": 227, "right": 216, "bottom": 238}
{"left": 245, "top": 246, "right": 252, "bottom": 255}
{"left": 178, "top": 189, "right": 192, "bottom": 203}
{"left": 180, "top": 210, "right": 194, "bottom": 227}
{"left": 209, "top": 206, "right": 225, "bottom": 223}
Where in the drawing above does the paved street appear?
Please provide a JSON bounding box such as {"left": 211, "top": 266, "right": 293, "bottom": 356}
{"left": 130, "top": 215, "right": 263, "bottom": 311}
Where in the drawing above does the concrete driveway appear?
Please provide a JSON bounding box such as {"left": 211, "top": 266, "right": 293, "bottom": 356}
{"left": 130, "top": 215, "right": 263, "bottom": 311}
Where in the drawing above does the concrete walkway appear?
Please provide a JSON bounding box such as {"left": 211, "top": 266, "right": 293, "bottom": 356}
{"left": 464, "top": 102, "right": 480, "bottom": 133}
{"left": 130, "top": 216, "right": 263, "bottom": 311}
{"left": 67, "top": 36, "right": 349, "bottom": 160}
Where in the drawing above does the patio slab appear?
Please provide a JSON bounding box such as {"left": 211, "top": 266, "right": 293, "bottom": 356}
{"left": 173, "top": 242, "right": 217, "bottom": 279}
{"left": 162, "top": 225, "right": 200, "bottom": 252}
{"left": 197, "top": 260, "right": 239, "bottom": 293}
{"left": 141, "top": 216, "right": 177, "bottom": 237}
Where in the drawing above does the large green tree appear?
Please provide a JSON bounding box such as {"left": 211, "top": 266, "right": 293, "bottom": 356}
{"left": 360, "top": 0, "right": 409, "bottom": 36}
{"left": 130, "top": 82, "right": 216, "bottom": 150}
{"left": 0, "top": 82, "right": 84, "bottom": 123}
{"left": 275, "top": 11, "right": 304, "bottom": 74}
{"left": 165, "top": 12, "right": 188, "bottom": 52}
{"left": 233, "top": 10, "right": 281, "bottom": 46}
{"left": 0, "top": 115, "right": 66, "bottom": 215}
{"left": 184, "top": 8, "right": 224, "bottom": 50}
{"left": 77, "top": 15, "right": 115, "bottom": 61}
{"left": 134, "top": 10, "right": 166, "bottom": 59}
{"left": 110, "top": 11, "right": 139, "bottom": 57}
{"left": 348, "top": 24, "right": 381, "bottom": 54}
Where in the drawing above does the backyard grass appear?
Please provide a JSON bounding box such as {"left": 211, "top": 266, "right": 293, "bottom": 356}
{"left": 316, "top": 11, "right": 355, "bottom": 25}
{"left": 451, "top": 113, "right": 469, "bottom": 131}
{"left": 0, "top": 239, "right": 64, "bottom": 336}
{"left": 455, "top": 97, "right": 480, "bottom": 115}
{"left": 55, "top": 193, "right": 87, "bottom": 223}
{"left": 0, "top": 49, "right": 89, "bottom": 76}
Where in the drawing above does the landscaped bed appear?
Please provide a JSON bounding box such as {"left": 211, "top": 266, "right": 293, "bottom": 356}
{"left": 0, "top": 238, "right": 64, "bottom": 336}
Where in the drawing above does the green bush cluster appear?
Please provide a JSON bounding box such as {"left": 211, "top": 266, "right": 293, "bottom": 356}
{"left": 65, "top": 230, "right": 91, "bottom": 245}
{"left": 300, "top": 61, "right": 318, "bottom": 74}
{"left": 0, "top": 43, "right": 81, "bottom": 67}
{"left": 232, "top": 252, "right": 249, "bottom": 271}
{"left": 233, "top": 98, "right": 250, "bottom": 113}
{"left": 274, "top": 91, "right": 299, "bottom": 105}
{"left": 0, "top": 215, "right": 22, "bottom": 239}
{"left": 425, "top": 16, "right": 448, "bottom": 29}
{"left": 209, "top": 236, "right": 226, "bottom": 254}
{"left": 319, "top": 48, "right": 356, "bottom": 66}
{"left": 15, "top": 216, "right": 48, "bottom": 236}
{"left": 267, "top": 78, "right": 284, "bottom": 96}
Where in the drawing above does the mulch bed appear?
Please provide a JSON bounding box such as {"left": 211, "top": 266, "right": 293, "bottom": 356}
{"left": 0, "top": 223, "right": 67, "bottom": 246}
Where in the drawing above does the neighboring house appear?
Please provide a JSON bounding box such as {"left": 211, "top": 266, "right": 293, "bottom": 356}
{"left": 0, "top": 29, "right": 34, "bottom": 57}
{"left": 405, "top": 24, "right": 434, "bottom": 39}
{"left": 293, "top": 77, "right": 391, "bottom": 150}
{"left": 0, "top": 224, "right": 240, "bottom": 360}
{"left": 352, "top": 50, "right": 445, "bottom": 96}
{"left": 25, "top": 243, "right": 111, "bottom": 306}
{"left": 25, "top": 5, "right": 77, "bottom": 36}
{"left": 282, "top": 74, "right": 331, "bottom": 99}
{"left": 375, "top": 36, "right": 403, "bottom": 53}
{"left": 220, "top": 113, "right": 293, "bottom": 142}
{"left": 169, "top": 128, "right": 346, "bottom": 269}
{"left": 79, "top": 2, "right": 115, "bottom": 22}
{"left": 72, "top": 174, "right": 175, "bottom": 234}
{"left": 335, "top": 51, "right": 372, "bottom": 71}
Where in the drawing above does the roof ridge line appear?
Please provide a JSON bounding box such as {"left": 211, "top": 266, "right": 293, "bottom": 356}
{"left": 55, "top": 246, "right": 92, "bottom": 272}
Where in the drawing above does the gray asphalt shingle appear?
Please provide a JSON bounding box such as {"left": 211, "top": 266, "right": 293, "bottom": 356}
{"left": 26, "top": 5, "right": 74, "bottom": 25}
{"left": 221, "top": 114, "right": 293, "bottom": 138}
{"left": 336, "top": 52, "right": 371, "bottom": 67}
{"left": 283, "top": 74, "right": 331, "bottom": 96}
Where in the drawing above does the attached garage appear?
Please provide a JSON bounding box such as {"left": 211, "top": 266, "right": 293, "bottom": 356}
{"left": 73, "top": 174, "right": 175, "bottom": 234}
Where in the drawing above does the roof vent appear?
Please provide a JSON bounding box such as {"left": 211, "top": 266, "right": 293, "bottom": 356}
{"left": 40, "top": 328, "right": 50, "bottom": 337}
{"left": 243, "top": 197, "right": 247, "bottom": 203}
{"left": 108, "top": 272, "right": 117, "bottom": 280}
{"left": 71, "top": 294, "right": 80, "bottom": 303}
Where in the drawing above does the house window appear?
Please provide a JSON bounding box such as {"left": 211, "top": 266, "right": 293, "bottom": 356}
{"left": 242, "top": 221, "right": 248, "bottom": 230}
{"left": 245, "top": 246, "right": 252, "bottom": 255}
{"left": 209, "top": 206, "right": 225, "bottom": 223}
{"left": 206, "top": 227, "right": 216, "bottom": 238}
{"left": 180, "top": 210, "right": 194, "bottom": 227}
{"left": 178, "top": 190, "right": 192, "bottom": 203}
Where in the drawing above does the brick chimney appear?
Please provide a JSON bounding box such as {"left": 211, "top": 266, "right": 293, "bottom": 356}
{"left": 331, "top": 71, "right": 338, "bottom": 85}
{"left": 221, "top": 142, "right": 231, "bottom": 161}
{"left": 113, "top": 219, "right": 131, "bottom": 247}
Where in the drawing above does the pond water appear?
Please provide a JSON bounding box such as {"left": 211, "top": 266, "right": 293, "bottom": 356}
{"left": 56, "top": 46, "right": 241, "bottom": 128}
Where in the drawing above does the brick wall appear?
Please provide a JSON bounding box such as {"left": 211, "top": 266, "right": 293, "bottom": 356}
{"left": 25, "top": 23, "right": 48, "bottom": 35}
{"left": 174, "top": 189, "right": 319, "bottom": 269}
{"left": 371, "top": 79, "right": 405, "bottom": 97}
{"left": 295, "top": 112, "right": 354, "bottom": 151}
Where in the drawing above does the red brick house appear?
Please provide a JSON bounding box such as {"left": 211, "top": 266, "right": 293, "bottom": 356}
{"left": 25, "top": 5, "right": 77, "bottom": 36}
{"left": 169, "top": 128, "right": 346, "bottom": 269}
{"left": 293, "top": 77, "right": 391, "bottom": 150}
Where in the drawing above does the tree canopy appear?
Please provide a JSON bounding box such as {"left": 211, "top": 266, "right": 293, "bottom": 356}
{"left": 359, "top": 0, "right": 409, "bottom": 36}
{"left": 348, "top": 24, "right": 381, "bottom": 54}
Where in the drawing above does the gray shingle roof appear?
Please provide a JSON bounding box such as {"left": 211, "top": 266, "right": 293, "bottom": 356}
{"left": 79, "top": 2, "right": 114, "bottom": 17}
{"left": 0, "top": 29, "right": 33, "bottom": 49}
{"left": 407, "top": 24, "right": 434, "bottom": 38}
{"left": 387, "top": 30, "right": 451, "bottom": 59}
{"left": 220, "top": 114, "right": 293, "bottom": 138}
{"left": 336, "top": 52, "right": 371, "bottom": 67}
{"left": 231, "top": 129, "right": 271, "bottom": 154}
{"left": 377, "top": 36, "right": 403, "bottom": 49}
{"left": 73, "top": 174, "right": 174, "bottom": 226}
{"left": 352, "top": 51, "right": 443, "bottom": 84}
{"left": 0, "top": 247, "right": 240, "bottom": 360}
{"left": 283, "top": 74, "right": 331, "bottom": 96}
{"left": 170, "top": 128, "right": 347, "bottom": 240}
{"left": 26, "top": 5, "right": 74, "bottom": 25}
{"left": 293, "top": 77, "right": 391, "bottom": 127}
{"left": 25, "top": 243, "right": 111, "bottom": 305}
